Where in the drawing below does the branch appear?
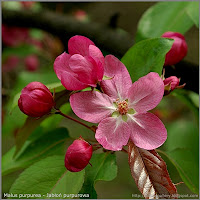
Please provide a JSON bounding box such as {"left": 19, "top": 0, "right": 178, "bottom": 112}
{"left": 2, "top": 8, "right": 199, "bottom": 93}
{"left": 2, "top": 8, "right": 133, "bottom": 57}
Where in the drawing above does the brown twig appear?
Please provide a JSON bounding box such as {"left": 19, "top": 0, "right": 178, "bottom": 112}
{"left": 56, "top": 109, "right": 95, "bottom": 133}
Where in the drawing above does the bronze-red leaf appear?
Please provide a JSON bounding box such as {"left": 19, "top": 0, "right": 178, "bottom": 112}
{"left": 128, "top": 140, "right": 178, "bottom": 199}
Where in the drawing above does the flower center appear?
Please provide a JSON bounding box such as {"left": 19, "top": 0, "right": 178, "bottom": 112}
{"left": 117, "top": 100, "right": 129, "bottom": 115}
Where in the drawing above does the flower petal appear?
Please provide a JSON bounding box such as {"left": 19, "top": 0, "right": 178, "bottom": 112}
{"left": 53, "top": 52, "right": 72, "bottom": 80}
{"left": 19, "top": 94, "right": 53, "bottom": 117}
{"left": 69, "top": 54, "right": 98, "bottom": 85}
{"left": 61, "top": 71, "right": 88, "bottom": 91}
{"left": 128, "top": 72, "right": 164, "bottom": 113}
{"left": 101, "top": 55, "right": 132, "bottom": 100}
{"left": 70, "top": 91, "right": 115, "bottom": 123}
{"left": 89, "top": 45, "right": 104, "bottom": 65}
{"left": 95, "top": 117, "right": 131, "bottom": 151}
{"left": 89, "top": 45, "right": 104, "bottom": 81}
{"left": 128, "top": 113, "right": 167, "bottom": 150}
{"left": 68, "top": 35, "right": 95, "bottom": 56}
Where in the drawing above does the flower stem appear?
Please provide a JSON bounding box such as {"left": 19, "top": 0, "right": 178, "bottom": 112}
{"left": 56, "top": 109, "right": 95, "bottom": 132}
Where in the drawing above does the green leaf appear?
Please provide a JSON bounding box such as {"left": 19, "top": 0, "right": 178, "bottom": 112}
{"left": 30, "top": 29, "right": 44, "bottom": 40}
{"left": 135, "top": 2, "right": 194, "bottom": 42}
{"left": 2, "top": 106, "right": 27, "bottom": 137}
{"left": 2, "top": 45, "right": 39, "bottom": 59}
{"left": 186, "top": 1, "right": 199, "bottom": 28}
{"left": 9, "top": 156, "right": 85, "bottom": 199}
{"left": 121, "top": 38, "right": 173, "bottom": 82}
{"left": 2, "top": 1, "right": 21, "bottom": 11}
{"left": 46, "top": 82, "right": 65, "bottom": 93}
{"left": 80, "top": 153, "right": 117, "bottom": 199}
{"left": 172, "top": 90, "right": 199, "bottom": 123}
{"left": 160, "top": 118, "right": 199, "bottom": 194}
{"left": 159, "top": 149, "right": 199, "bottom": 194}
{"left": 40, "top": 103, "right": 71, "bottom": 131}
{"left": 164, "top": 119, "right": 199, "bottom": 154}
{"left": 2, "top": 127, "right": 70, "bottom": 176}
{"left": 11, "top": 71, "right": 59, "bottom": 96}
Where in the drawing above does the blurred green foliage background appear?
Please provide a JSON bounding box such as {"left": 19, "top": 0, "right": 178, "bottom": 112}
{"left": 2, "top": 1, "right": 199, "bottom": 199}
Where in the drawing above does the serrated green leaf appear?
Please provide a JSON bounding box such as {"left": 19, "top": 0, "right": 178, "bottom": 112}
{"left": 121, "top": 38, "right": 173, "bottom": 82}
{"left": 9, "top": 156, "right": 85, "bottom": 199}
{"left": 186, "top": 1, "right": 199, "bottom": 28}
{"left": 2, "top": 128, "right": 70, "bottom": 176}
{"left": 135, "top": 2, "right": 194, "bottom": 42}
{"left": 80, "top": 153, "right": 117, "bottom": 199}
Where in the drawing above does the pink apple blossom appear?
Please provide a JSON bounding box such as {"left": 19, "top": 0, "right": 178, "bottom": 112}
{"left": 54, "top": 35, "right": 104, "bottom": 91}
{"left": 70, "top": 55, "right": 167, "bottom": 151}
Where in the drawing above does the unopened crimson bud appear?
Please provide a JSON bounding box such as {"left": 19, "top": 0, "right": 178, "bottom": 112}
{"left": 65, "top": 137, "right": 93, "bottom": 172}
{"left": 161, "top": 31, "right": 187, "bottom": 66}
{"left": 25, "top": 55, "right": 39, "bottom": 71}
{"left": 18, "top": 82, "right": 55, "bottom": 117}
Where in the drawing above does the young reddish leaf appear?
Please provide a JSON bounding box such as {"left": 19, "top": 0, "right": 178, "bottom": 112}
{"left": 128, "top": 140, "right": 177, "bottom": 199}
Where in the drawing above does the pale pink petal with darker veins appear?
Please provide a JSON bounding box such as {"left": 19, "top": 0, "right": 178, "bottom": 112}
{"left": 68, "top": 35, "right": 95, "bottom": 56}
{"left": 128, "top": 112, "right": 167, "bottom": 150}
{"left": 101, "top": 55, "right": 132, "bottom": 99}
{"left": 61, "top": 71, "right": 88, "bottom": 91}
{"left": 70, "top": 91, "right": 115, "bottom": 123}
{"left": 54, "top": 52, "right": 73, "bottom": 80}
{"left": 95, "top": 117, "right": 131, "bottom": 151}
{"left": 128, "top": 72, "right": 164, "bottom": 113}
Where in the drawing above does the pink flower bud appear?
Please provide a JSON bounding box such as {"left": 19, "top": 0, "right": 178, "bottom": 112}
{"left": 65, "top": 137, "right": 93, "bottom": 172}
{"left": 74, "top": 10, "right": 88, "bottom": 22}
{"left": 18, "top": 82, "right": 55, "bottom": 117}
{"left": 163, "top": 76, "right": 185, "bottom": 95}
{"left": 20, "top": 1, "right": 35, "bottom": 9}
{"left": 161, "top": 32, "right": 187, "bottom": 66}
{"left": 25, "top": 55, "right": 39, "bottom": 71}
{"left": 2, "top": 24, "right": 29, "bottom": 47}
{"left": 2, "top": 55, "right": 20, "bottom": 72}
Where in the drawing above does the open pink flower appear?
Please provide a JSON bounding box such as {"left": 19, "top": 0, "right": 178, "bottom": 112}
{"left": 70, "top": 55, "right": 167, "bottom": 151}
{"left": 54, "top": 35, "right": 104, "bottom": 90}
